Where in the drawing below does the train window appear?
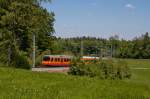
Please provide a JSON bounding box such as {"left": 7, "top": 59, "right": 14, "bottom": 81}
{"left": 51, "top": 58, "right": 53, "bottom": 62}
{"left": 57, "top": 58, "right": 60, "bottom": 62}
{"left": 61, "top": 58, "right": 63, "bottom": 62}
{"left": 43, "top": 56, "right": 50, "bottom": 61}
{"left": 55, "top": 58, "right": 57, "bottom": 62}
{"left": 64, "top": 58, "right": 67, "bottom": 62}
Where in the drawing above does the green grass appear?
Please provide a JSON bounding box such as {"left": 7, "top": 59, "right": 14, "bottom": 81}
{"left": 0, "top": 59, "right": 150, "bottom": 99}
{"left": 125, "top": 59, "right": 150, "bottom": 68}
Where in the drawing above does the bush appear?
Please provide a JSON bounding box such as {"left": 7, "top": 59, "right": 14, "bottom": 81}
{"left": 68, "top": 58, "right": 131, "bottom": 80}
{"left": 12, "top": 51, "right": 31, "bottom": 70}
{"left": 99, "top": 60, "right": 131, "bottom": 79}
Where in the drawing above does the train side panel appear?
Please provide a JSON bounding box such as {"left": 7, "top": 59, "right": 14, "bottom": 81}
{"left": 42, "top": 55, "right": 71, "bottom": 67}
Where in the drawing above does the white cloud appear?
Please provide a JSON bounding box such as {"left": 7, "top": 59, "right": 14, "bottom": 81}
{"left": 125, "top": 4, "right": 135, "bottom": 9}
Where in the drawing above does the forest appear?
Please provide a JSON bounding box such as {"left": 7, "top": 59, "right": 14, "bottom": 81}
{"left": 51, "top": 32, "right": 150, "bottom": 59}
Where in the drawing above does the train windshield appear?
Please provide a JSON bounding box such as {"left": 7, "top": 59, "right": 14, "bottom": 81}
{"left": 43, "top": 56, "right": 50, "bottom": 61}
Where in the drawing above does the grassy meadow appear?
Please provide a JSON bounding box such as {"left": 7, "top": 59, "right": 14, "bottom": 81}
{"left": 0, "top": 59, "right": 150, "bottom": 99}
{"left": 126, "top": 59, "right": 150, "bottom": 68}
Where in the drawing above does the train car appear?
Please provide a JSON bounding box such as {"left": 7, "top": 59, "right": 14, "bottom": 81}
{"left": 81, "top": 56, "right": 100, "bottom": 61}
{"left": 42, "top": 55, "right": 72, "bottom": 67}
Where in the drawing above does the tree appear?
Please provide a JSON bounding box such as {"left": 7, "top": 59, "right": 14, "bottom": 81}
{"left": 0, "top": 0, "right": 55, "bottom": 68}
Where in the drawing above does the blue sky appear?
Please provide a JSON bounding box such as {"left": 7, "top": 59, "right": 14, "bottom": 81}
{"left": 42, "top": 0, "right": 150, "bottom": 39}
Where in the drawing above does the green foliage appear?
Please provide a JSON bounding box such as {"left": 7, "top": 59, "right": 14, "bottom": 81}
{"left": 116, "top": 32, "right": 150, "bottom": 59}
{"left": 51, "top": 32, "right": 150, "bottom": 59}
{"left": 69, "top": 59, "right": 131, "bottom": 80}
{"left": 0, "top": 0, "right": 54, "bottom": 68}
{"left": 12, "top": 51, "right": 31, "bottom": 69}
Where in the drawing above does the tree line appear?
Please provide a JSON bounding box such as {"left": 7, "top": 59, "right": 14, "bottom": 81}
{"left": 51, "top": 32, "right": 150, "bottom": 59}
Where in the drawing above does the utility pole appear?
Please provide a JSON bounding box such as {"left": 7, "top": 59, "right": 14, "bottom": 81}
{"left": 100, "top": 46, "right": 103, "bottom": 58}
{"left": 80, "top": 40, "right": 83, "bottom": 57}
{"left": 111, "top": 44, "right": 113, "bottom": 58}
{"left": 32, "top": 34, "right": 35, "bottom": 68}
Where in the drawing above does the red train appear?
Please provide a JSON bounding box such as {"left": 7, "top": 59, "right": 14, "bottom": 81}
{"left": 42, "top": 55, "right": 100, "bottom": 67}
{"left": 42, "top": 55, "right": 72, "bottom": 67}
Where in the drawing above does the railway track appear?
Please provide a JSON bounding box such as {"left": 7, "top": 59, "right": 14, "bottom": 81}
{"left": 32, "top": 67, "right": 70, "bottom": 73}
{"left": 32, "top": 66, "right": 150, "bottom": 74}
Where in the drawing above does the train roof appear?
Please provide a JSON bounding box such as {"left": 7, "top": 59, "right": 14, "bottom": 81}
{"left": 43, "top": 55, "right": 73, "bottom": 58}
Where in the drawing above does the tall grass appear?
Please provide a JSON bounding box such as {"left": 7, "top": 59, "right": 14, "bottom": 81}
{"left": 0, "top": 62, "right": 150, "bottom": 99}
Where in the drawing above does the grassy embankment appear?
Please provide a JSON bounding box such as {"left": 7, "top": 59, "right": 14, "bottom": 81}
{"left": 0, "top": 59, "right": 150, "bottom": 99}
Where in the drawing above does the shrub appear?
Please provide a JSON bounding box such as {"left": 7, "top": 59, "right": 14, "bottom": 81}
{"left": 12, "top": 51, "right": 31, "bottom": 70}
{"left": 68, "top": 58, "right": 131, "bottom": 80}
{"left": 68, "top": 58, "right": 103, "bottom": 77}
{"left": 35, "top": 53, "right": 43, "bottom": 67}
{"left": 99, "top": 60, "right": 131, "bottom": 79}
{"left": 114, "top": 60, "right": 131, "bottom": 79}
